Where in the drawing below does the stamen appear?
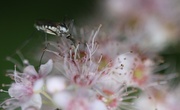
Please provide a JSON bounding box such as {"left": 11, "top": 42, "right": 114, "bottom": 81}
{"left": 69, "top": 48, "right": 72, "bottom": 60}
{"left": 91, "top": 24, "right": 102, "bottom": 50}
{"left": 23, "top": 59, "right": 29, "bottom": 66}
{"left": 5, "top": 74, "right": 15, "bottom": 80}
{"left": 2, "top": 84, "right": 11, "bottom": 87}
{"left": 74, "top": 43, "right": 79, "bottom": 61}
{"left": 6, "top": 56, "right": 23, "bottom": 71}
{"left": 98, "top": 54, "right": 103, "bottom": 64}
{"left": 0, "top": 89, "right": 8, "bottom": 93}
{"left": 6, "top": 69, "right": 14, "bottom": 73}
{"left": 14, "top": 65, "right": 17, "bottom": 83}
{"left": 146, "top": 80, "right": 168, "bottom": 87}
{"left": 123, "top": 89, "right": 137, "bottom": 96}
{"left": 16, "top": 50, "right": 29, "bottom": 66}
{"left": 120, "top": 96, "right": 139, "bottom": 101}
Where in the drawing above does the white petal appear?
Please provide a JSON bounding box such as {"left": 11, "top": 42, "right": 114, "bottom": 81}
{"left": 8, "top": 83, "right": 32, "bottom": 101}
{"left": 114, "top": 52, "right": 137, "bottom": 72}
{"left": 39, "top": 59, "right": 53, "bottom": 76}
{"left": 33, "top": 79, "right": 44, "bottom": 92}
{"left": 8, "top": 83, "right": 23, "bottom": 98}
{"left": 108, "top": 52, "right": 138, "bottom": 85}
{"left": 23, "top": 65, "right": 38, "bottom": 76}
{"left": 53, "top": 91, "right": 72, "bottom": 109}
{"left": 90, "top": 100, "right": 107, "bottom": 110}
{"left": 21, "top": 94, "right": 42, "bottom": 110}
{"left": 46, "top": 76, "right": 67, "bottom": 94}
{"left": 134, "top": 94, "right": 159, "bottom": 110}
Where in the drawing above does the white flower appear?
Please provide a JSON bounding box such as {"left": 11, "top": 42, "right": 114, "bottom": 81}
{"left": 48, "top": 25, "right": 103, "bottom": 87}
{"left": 22, "top": 59, "right": 53, "bottom": 90}
{"left": 107, "top": 51, "right": 171, "bottom": 90}
{"left": 1, "top": 76, "right": 42, "bottom": 110}
{"left": 53, "top": 89, "right": 107, "bottom": 110}
{"left": 46, "top": 76, "right": 67, "bottom": 94}
{"left": 94, "top": 72, "right": 138, "bottom": 110}
{"left": 135, "top": 86, "right": 180, "bottom": 110}
{"left": 1, "top": 59, "right": 53, "bottom": 110}
{"left": 106, "top": 52, "right": 138, "bottom": 86}
{"left": 23, "top": 59, "right": 53, "bottom": 80}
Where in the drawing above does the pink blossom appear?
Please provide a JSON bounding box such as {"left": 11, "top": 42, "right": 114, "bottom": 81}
{"left": 135, "top": 87, "right": 180, "bottom": 110}
{"left": 53, "top": 89, "right": 107, "bottom": 110}
{"left": 1, "top": 59, "right": 53, "bottom": 110}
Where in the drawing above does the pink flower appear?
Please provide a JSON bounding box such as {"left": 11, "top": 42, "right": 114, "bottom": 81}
{"left": 47, "top": 25, "right": 103, "bottom": 87}
{"left": 94, "top": 73, "right": 138, "bottom": 110}
{"left": 53, "top": 89, "right": 107, "bottom": 110}
{"left": 135, "top": 86, "right": 180, "bottom": 110}
{"left": 1, "top": 59, "right": 53, "bottom": 110}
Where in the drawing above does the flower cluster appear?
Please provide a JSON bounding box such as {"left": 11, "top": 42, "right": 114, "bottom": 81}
{"left": 1, "top": 0, "right": 180, "bottom": 110}
{"left": 1, "top": 23, "right": 176, "bottom": 110}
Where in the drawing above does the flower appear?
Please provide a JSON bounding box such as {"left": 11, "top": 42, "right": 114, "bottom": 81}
{"left": 46, "top": 75, "right": 68, "bottom": 94}
{"left": 53, "top": 88, "right": 107, "bottom": 110}
{"left": 135, "top": 86, "right": 180, "bottom": 110}
{"left": 99, "top": 0, "right": 180, "bottom": 52}
{"left": 94, "top": 73, "right": 138, "bottom": 110}
{"left": 46, "top": 25, "right": 104, "bottom": 87}
{"left": 1, "top": 59, "right": 53, "bottom": 110}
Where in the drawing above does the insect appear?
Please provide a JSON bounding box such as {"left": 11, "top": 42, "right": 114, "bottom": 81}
{"left": 34, "top": 19, "right": 75, "bottom": 44}
{"left": 35, "top": 19, "right": 76, "bottom": 68}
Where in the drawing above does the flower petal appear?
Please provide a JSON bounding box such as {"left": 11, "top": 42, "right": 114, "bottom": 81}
{"left": 53, "top": 91, "right": 72, "bottom": 109}
{"left": 39, "top": 59, "right": 53, "bottom": 76}
{"left": 21, "top": 94, "right": 42, "bottom": 110}
{"left": 23, "top": 65, "right": 38, "bottom": 76}
{"left": 33, "top": 79, "right": 44, "bottom": 92}
{"left": 90, "top": 100, "right": 107, "bottom": 110}
{"left": 8, "top": 83, "right": 33, "bottom": 101}
{"left": 46, "top": 76, "right": 67, "bottom": 94}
